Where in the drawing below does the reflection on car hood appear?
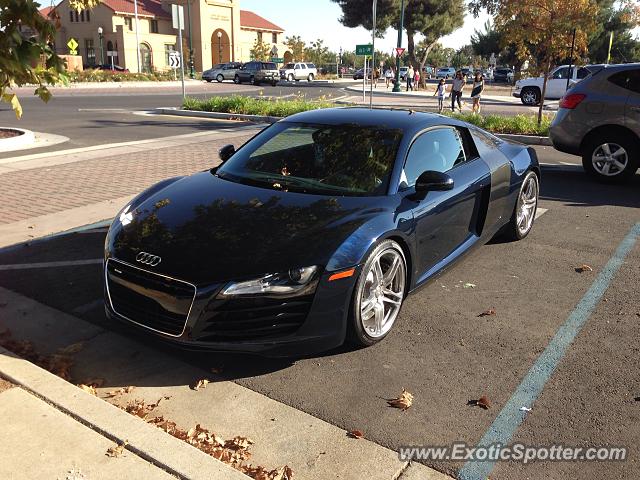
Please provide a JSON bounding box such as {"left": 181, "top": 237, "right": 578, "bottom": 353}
{"left": 109, "top": 171, "right": 389, "bottom": 284}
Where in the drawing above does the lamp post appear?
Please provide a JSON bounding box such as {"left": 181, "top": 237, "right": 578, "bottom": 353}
{"left": 392, "top": 0, "right": 405, "bottom": 92}
{"left": 217, "top": 31, "right": 222, "bottom": 63}
{"left": 97, "top": 26, "right": 104, "bottom": 65}
{"left": 186, "top": 0, "right": 195, "bottom": 78}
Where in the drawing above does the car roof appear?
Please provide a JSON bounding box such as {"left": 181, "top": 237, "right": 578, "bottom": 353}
{"left": 598, "top": 62, "right": 640, "bottom": 72}
{"left": 282, "top": 107, "right": 459, "bottom": 134}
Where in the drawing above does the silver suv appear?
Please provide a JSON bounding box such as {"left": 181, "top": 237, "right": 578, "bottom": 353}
{"left": 550, "top": 63, "right": 640, "bottom": 182}
{"left": 202, "top": 62, "right": 242, "bottom": 83}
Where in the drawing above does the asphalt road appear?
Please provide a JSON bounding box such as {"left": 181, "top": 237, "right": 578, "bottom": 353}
{"left": 0, "top": 164, "right": 638, "bottom": 479}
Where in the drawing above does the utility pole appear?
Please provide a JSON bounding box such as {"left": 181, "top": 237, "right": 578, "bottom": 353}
{"left": 186, "top": 0, "right": 195, "bottom": 78}
{"left": 392, "top": 0, "right": 405, "bottom": 92}
{"left": 369, "top": 0, "right": 377, "bottom": 109}
{"left": 566, "top": 28, "right": 576, "bottom": 93}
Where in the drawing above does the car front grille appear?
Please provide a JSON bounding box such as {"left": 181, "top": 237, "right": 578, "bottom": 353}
{"left": 106, "top": 259, "right": 196, "bottom": 336}
{"left": 193, "top": 294, "right": 313, "bottom": 342}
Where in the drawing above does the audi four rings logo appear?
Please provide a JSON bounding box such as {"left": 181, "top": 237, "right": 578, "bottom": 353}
{"left": 136, "top": 252, "right": 162, "bottom": 266}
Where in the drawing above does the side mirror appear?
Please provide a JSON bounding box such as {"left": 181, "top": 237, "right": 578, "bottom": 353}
{"left": 218, "top": 144, "right": 235, "bottom": 163}
{"left": 413, "top": 170, "right": 454, "bottom": 199}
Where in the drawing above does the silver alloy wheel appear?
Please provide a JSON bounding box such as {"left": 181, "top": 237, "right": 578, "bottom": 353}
{"left": 516, "top": 173, "right": 539, "bottom": 236}
{"left": 358, "top": 247, "right": 406, "bottom": 338}
{"left": 591, "top": 142, "right": 628, "bottom": 177}
{"left": 287, "top": 73, "right": 294, "bottom": 81}
{"left": 522, "top": 89, "right": 538, "bottom": 105}
{"left": 216, "top": 74, "right": 224, "bottom": 83}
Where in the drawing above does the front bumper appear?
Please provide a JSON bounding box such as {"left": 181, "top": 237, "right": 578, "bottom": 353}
{"left": 104, "top": 257, "right": 358, "bottom": 357}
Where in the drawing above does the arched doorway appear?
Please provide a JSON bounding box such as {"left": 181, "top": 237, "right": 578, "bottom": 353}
{"left": 211, "top": 29, "right": 230, "bottom": 65}
{"left": 283, "top": 51, "right": 293, "bottom": 64}
{"left": 139, "top": 43, "right": 152, "bottom": 72}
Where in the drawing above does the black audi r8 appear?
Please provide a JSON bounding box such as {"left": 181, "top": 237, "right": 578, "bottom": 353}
{"left": 104, "top": 108, "right": 540, "bottom": 356}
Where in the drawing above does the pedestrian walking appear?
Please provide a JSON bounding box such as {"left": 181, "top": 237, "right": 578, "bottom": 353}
{"left": 413, "top": 69, "right": 421, "bottom": 91}
{"left": 406, "top": 65, "right": 414, "bottom": 91}
{"left": 451, "top": 71, "right": 465, "bottom": 112}
{"left": 471, "top": 72, "right": 485, "bottom": 113}
{"left": 384, "top": 67, "right": 394, "bottom": 88}
{"left": 373, "top": 67, "right": 380, "bottom": 88}
{"left": 433, "top": 78, "right": 447, "bottom": 113}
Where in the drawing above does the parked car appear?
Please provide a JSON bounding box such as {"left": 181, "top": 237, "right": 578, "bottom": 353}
{"left": 549, "top": 63, "right": 640, "bottom": 183}
{"left": 436, "top": 67, "right": 456, "bottom": 79}
{"left": 280, "top": 62, "right": 318, "bottom": 82}
{"left": 234, "top": 61, "right": 279, "bottom": 86}
{"left": 203, "top": 62, "right": 242, "bottom": 83}
{"left": 493, "top": 67, "right": 514, "bottom": 84}
{"left": 513, "top": 64, "right": 599, "bottom": 105}
{"left": 399, "top": 66, "right": 409, "bottom": 80}
{"left": 422, "top": 66, "right": 435, "bottom": 79}
{"left": 104, "top": 108, "right": 540, "bottom": 355}
{"left": 353, "top": 68, "right": 372, "bottom": 80}
{"left": 460, "top": 68, "right": 473, "bottom": 82}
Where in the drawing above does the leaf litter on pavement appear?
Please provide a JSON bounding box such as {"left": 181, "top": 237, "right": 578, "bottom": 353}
{"left": 106, "top": 440, "right": 128, "bottom": 458}
{"left": 387, "top": 389, "right": 414, "bottom": 411}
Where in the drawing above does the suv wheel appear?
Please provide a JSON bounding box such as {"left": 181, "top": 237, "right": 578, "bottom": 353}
{"left": 287, "top": 73, "right": 294, "bottom": 82}
{"left": 233, "top": 75, "right": 240, "bottom": 84}
{"left": 582, "top": 132, "right": 639, "bottom": 183}
{"left": 216, "top": 74, "right": 224, "bottom": 83}
{"left": 520, "top": 87, "right": 540, "bottom": 106}
{"left": 250, "top": 75, "right": 256, "bottom": 85}
{"left": 307, "top": 73, "right": 315, "bottom": 82}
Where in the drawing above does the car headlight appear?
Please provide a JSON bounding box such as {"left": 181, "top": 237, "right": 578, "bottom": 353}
{"left": 219, "top": 266, "right": 319, "bottom": 297}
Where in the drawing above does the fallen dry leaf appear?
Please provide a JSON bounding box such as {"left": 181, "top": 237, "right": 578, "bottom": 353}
{"left": 193, "top": 379, "right": 210, "bottom": 391}
{"left": 387, "top": 388, "right": 414, "bottom": 411}
{"left": 106, "top": 440, "right": 128, "bottom": 458}
{"left": 576, "top": 264, "right": 593, "bottom": 273}
{"left": 477, "top": 395, "right": 491, "bottom": 409}
{"left": 81, "top": 378, "right": 105, "bottom": 388}
{"left": 106, "top": 386, "right": 135, "bottom": 397}
{"left": 347, "top": 429, "right": 364, "bottom": 439}
{"left": 478, "top": 308, "right": 496, "bottom": 317}
{"left": 78, "top": 384, "right": 97, "bottom": 396}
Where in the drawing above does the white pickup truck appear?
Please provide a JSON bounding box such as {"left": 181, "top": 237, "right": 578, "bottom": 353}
{"left": 279, "top": 62, "right": 318, "bottom": 82}
{"left": 513, "top": 64, "right": 605, "bottom": 105}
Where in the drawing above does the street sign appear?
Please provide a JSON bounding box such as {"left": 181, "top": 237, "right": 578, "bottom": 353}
{"left": 171, "top": 4, "right": 184, "bottom": 30}
{"left": 356, "top": 44, "right": 373, "bottom": 56}
{"left": 395, "top": 47, "right": 405, "bottom": 57}
{"left": 169, "top": 52, "right": 181, "bottom": 69}
{"left": 270, "top": 45, "right": 279, "bottom": 56}
{"left": 271, "top": 57, "right": 284, "bottom": 63}
{"left": 67, "top": 38, "right": 78, "bottom": 55}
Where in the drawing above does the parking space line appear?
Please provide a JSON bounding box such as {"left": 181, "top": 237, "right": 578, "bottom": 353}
{"left": 535, "top": 208, "right": 548, "bottom": 219}
{"left": 0, "top": 259, "right": 103, "bottom": 271}
{"left": 459, "top": 222, "right": 640, "bottom": 480}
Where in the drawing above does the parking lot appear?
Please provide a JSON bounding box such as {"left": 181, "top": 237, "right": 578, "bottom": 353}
{"left": 1, "top": 165, "right": 638, "bottom": 479}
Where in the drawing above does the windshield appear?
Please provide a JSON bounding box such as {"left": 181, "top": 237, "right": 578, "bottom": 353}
{"left": 217, "top": 122, "right": 403, "bottom": 196}
{"left": 262, "top": 62, "right": 277, "bottom": 70}
{"left": 284, "top": 63, "right": 295, "bottom": 69}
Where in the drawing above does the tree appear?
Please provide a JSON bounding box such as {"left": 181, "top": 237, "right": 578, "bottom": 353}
{"left": 471, "top": 20, "right": 501, "bottom": 58}
{"left": 304, "top": 39, "right": 331, "bottom": 65}
{"left": 250, "top": 39, "right": 272, "bottom": 61}
{"left": 470, "top": 0, "right": 597, "bottom": 124}
{"left": 587, "top": 0, "right": 640, "bottom": 63}
{"left": 285, "top": 35, "right": 306, "bottom": 62}
{"left": 331, "top": 0, "right": 464, "bottom": 86}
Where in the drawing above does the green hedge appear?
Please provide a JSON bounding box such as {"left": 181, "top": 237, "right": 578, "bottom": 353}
{"left": 67, "top": 69, "right": 181, "bottom": 83}
{"left": 182, "top": 96, "right": 552, "bottom": 136}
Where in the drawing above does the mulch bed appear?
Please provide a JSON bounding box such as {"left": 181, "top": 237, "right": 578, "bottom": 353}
{"left": 0, "top": 128, "right": 22, "bottom": 139}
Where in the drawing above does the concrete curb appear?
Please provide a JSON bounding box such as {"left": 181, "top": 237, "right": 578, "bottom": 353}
{"left": 0, "top": 346, "right": 247, "bottom": 480}
{"left": 156, "top": 108, "right": 553, "bottom": 146}
{"left": 0, "top": 128, "right": 35, "bottom": 150}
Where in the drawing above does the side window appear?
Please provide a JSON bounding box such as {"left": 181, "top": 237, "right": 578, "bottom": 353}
{"left": 552, "top": 67, "right": 569, "bottom": 79}
{"left": 401, "top": 128, "right": 466, "bottom": 188}
{"left": 577, "top": 67, "right": 591, "bottom": 79}
{"left": 294, "top": 64, "right": 300, "bottom": 70}
{"left": 608, "top": 69, "right": 640, "bottom": 94}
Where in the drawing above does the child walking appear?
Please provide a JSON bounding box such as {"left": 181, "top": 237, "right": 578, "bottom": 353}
{"left": 433, "top": 78, "right": 446, "bottom": 113}
{"left": 471, "top": 72, "right": 485, "bottom": 113}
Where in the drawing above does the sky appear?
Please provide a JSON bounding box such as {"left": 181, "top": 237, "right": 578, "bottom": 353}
{"left": 240, "top": 0, "right": 492, "bottom": 53}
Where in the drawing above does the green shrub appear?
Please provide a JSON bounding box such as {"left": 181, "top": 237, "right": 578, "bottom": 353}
{"left": 443, "top": 111, "right": 552, "bottom": 136}
{"left": 182, "top": 95, "right": 334, "bottom": 117}
{"left": 66, "top": 69, "right": 177, "bottom": 83}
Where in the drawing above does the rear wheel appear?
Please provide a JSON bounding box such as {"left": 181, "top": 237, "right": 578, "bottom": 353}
{"left": 216, "top": 74, "right": 224, "bottom": 83}
{"left": 250, "top": 75, "right": 257, "bottom": 85}
{"left": 308, "top": 73, "right": 315, "bottom": 82}
{"left": 503, "top": 171, "right": 539, "bottom": 241}
{"left": 348, "top": 240, "right": 407, "bottom": 347}
{"left": 233, "top": 75, "right": 240, "bottom": 84}
{"left": 520, "top": 87, "right": 540, "bottom": 106}
{"left": 287, "top": 73, "right": 294, "bottom": 82}
{"left": 581, "top": 132, "right": 639, "bottom": 183}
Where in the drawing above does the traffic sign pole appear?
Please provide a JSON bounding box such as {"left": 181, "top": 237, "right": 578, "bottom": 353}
{"left": 177, "top": 7, "right": 185, "bottom": 100}
{"left": 370, "top": 0, "right": 377, "bottom": 110}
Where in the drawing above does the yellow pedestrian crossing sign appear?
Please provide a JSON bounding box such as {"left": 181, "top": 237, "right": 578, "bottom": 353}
{"left": 67, "top": 38, "right": 78, "bottom": 55}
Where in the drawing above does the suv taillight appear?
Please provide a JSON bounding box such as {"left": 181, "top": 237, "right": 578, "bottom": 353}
{"left": 559, "top": 93, "right": 586, "bottom": 109}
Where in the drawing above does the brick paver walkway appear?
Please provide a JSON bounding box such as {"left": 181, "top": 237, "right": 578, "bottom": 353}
{"left": 0, "top": 135, "right": 254, "bottom": 225}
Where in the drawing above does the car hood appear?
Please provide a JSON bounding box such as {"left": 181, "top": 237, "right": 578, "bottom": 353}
{"left": 108, "top": 171, "right": 389, "bottom": 284}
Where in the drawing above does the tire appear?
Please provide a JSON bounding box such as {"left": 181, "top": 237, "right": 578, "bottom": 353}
{"left": 502, "top": 171, "right": 539, "bottom": 241}
{"left": 233, "top": 75, "right": 240, "bottom": 84}
{"left": 581, "top": 132, "right": 639, "bottom": 183}
{"left": 205, "top": 79, "right": 213, "bottom": 83}
{"left": 271, "top": 80, "right": 277, "bottom": 87}
{"left": 520, "top": 87, "right": 540, "bottom": 106}
{"left": 216, "top": 74, "right": 224, "bottom": 83}
{"left": 348, "top": 240, "right": 407, "bottom": 347}
{"left": 287, "top": 73, "right": 294, "bottom": 82}
{"left": 250, "top": 75, "right": 256, "bottom": 85}
{"left": 308, "top": 73, "right": 315, "bottom": 82}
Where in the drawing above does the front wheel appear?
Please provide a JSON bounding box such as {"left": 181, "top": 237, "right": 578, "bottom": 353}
{"left": 503, "top": 171, "right": 539, "bottom": 241}
{"left": 581, "top": 132, "right": 639, "bottom": 183}
{"left": 233, "top": 75, "right": 240, "bottom": 84}
{"left": 216, "top": 74, "right": 224, "bottom": 83}
{"left": 520, "top": 87, "right": 540, "bottom": 106}
{"left": 287, "top": 73, "right": 294, "bottom": 82}
{"left": 348, "top": 240, "right": 407, "bottom": 347}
